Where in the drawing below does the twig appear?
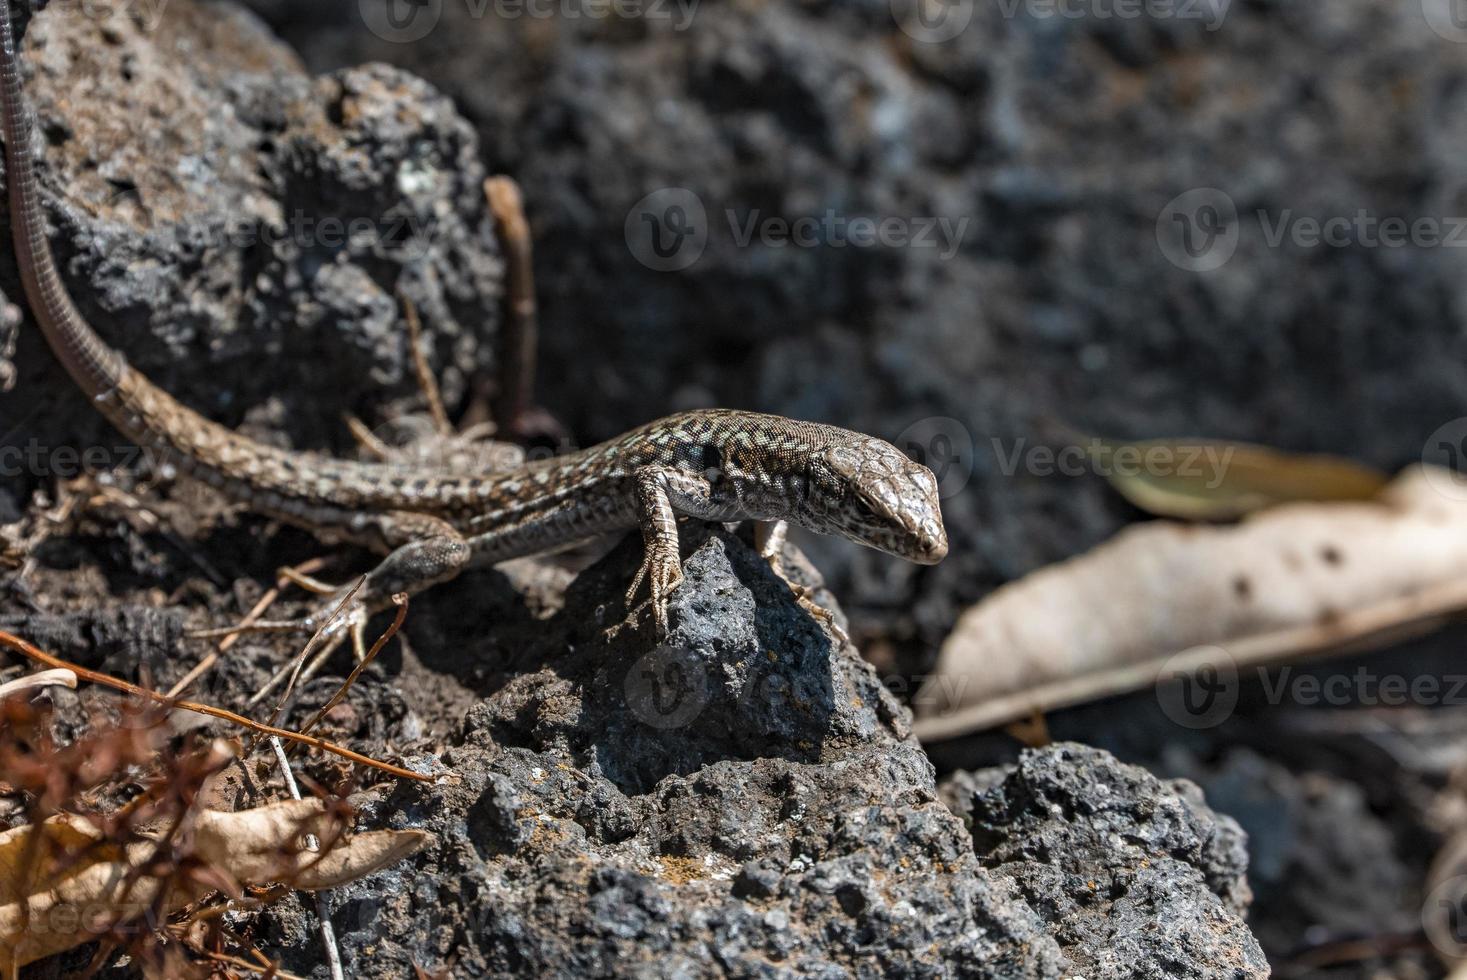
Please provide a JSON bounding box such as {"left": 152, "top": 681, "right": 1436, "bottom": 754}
{"left": 298, "top": 594, "right": 408, "bottom": 739}
{"left": 0, "top": 630, "right": 430, "bottom": 781}
{"left": 199, "top": 949, "right": 310, "bottom": 980}
{"left": 399, "top": 292, "right": 453, "bottom": 437}
{"left": 270, "top": 739, "right": 345, "bottom": 980}
{"left": 168, "top": 557, "right": 329, "bottom": 698}
{"left": 248, "top": 577, "right": 367, "bottom": 715}
{"left": 485, "top": 176, "right": 539, "bottom": 438}
{"left": 344, "top": 414, "right": 396, "bottom": 460}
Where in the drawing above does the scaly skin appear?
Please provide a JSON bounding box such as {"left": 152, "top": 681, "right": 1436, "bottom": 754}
{"left": 0, "top": 2, "right": 947, "bottom": 639}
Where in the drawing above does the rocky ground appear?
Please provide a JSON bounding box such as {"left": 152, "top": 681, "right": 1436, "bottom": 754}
{"left": 1, "top": 0, "right": 1463, "bottom": 975}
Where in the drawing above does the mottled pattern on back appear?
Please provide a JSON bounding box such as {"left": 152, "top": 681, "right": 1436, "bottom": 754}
{"left": 103, "top": 376, "right": 946, "bottom": 564}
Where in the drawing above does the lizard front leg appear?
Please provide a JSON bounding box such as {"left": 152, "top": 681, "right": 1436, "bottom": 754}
{"left": 755, "top": 520, "right": 849, "bottom": 644}
{"left": 621, "top": 467, "right": 687, "bottom": 637}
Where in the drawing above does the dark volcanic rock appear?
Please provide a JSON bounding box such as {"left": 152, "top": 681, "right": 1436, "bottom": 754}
{"left": 945, "top": 744, "right": 1268, "bottom": 980}
{"left": 278, "top": 531, "right": 1263, "bottom": 979}
{"left": 0, "top": 0, "right": 503, "bottom": 496}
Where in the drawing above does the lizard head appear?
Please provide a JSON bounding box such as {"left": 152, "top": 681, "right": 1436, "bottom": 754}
{"left": 800, "top": 435, "right": 948, "bottom": 565}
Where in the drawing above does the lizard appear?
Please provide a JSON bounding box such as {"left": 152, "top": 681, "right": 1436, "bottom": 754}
{"left": 0, "top": 1, "right": 947, "bottom": 651}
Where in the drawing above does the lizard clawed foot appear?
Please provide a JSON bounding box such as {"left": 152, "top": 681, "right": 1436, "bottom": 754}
{"left": 762, "top": 547, "right": 849, "bottom": 646}
{"left": 609, "top": 548, "right": 684, "bottom": 639}
{"left": 785, "top": 580, "right": 850, "bottom": 645}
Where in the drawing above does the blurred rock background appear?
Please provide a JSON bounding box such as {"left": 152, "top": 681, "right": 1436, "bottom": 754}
{"left": 241, "top": 0, "right": 1467, "bottom": 669}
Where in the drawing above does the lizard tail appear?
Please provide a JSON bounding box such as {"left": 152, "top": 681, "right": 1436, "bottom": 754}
{"left": 0, "top": 0, "right": 126, "bottom": 401}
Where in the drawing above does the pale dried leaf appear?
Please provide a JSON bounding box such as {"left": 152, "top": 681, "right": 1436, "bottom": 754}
{"left": 1091, "top": 438, "right": 1389, "bottom": 520}
{"left": 191, "top": 800, "right": 430, "bottom": 890}
{"left": 913, "top": 465, "right": 1467, "bottom": 741}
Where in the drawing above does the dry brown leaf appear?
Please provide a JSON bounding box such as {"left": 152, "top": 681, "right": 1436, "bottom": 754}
{"left": 0, "top": 799, "right": 429, "bottom": 970}
{"left": 913, "top": 465, "right": 1467, "bottom": 742}
{"left": 1090, "top": 438, "right": 1389, "bottom": 520}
